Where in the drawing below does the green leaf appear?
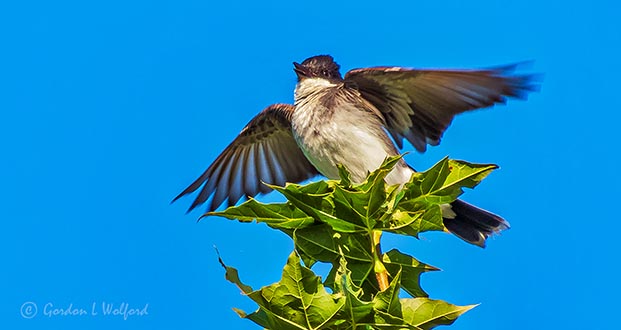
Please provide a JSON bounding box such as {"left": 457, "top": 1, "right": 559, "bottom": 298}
{"left": 355, "top": 155, "right": 404, "bottom": 192}
{"left": 382, "top": 249, "right": 439, "bottom": 298}
{"left": 373, "top": 270, "right": 403, "bottom": 318}
{"left": 226, "top": 252, "right": 345, "bottom": 330}
{"left": 382, "top": 210, "right": 424, "bottom": 236}
{"left": 371, "top": 271, "right": 424, "bottom": 329}
{"left": 217, "top": 252, "right": 253, "bottom": 294}
{"left": 384, "top": 206, "right": 444, "bottom": 237}
{"left": 276, "top": 179, "right": 333, "bottom": 195}
{"left": 332, "top": 186, "right": 380, "bottom": 230}
{"left": 293, "top": 224, "right": 382, "bottom": 299}
{"left": 445, "top": 159, "right": 499, "bottom": 190}
{"left": 333, "top": 256, "right": 375, "bottom": 327}
{"left": 293, "top": 225, "right": 341, "bottom": 264}
{"left": 331, "top": 187, "right": 371, "bottom": 230}
{"left": 385, "top": 158, "right": 497, "bottom": 238}
{"left": 336, "top": 163, "right": 352, "bottom": 188}
{"left": 294, "top": 225, "right": 373, "bottom": 264}
{"left": 220, "top": 255, "right": 303, "bottom": 329}
{"left": 325, "top": 260, "right": 375, "bottom": 297}
{"left": 369, "top": 269, "right": 473, "bottom": 329}
{"left": 401, "top": 158, "right": 497, "bottom": 206}
{"left": 400, "top": 298, "right": 476, "bottom": 330}
{"left": 205, "top": 199, "right": 315, "bottom": 230}
{"left": 270, "top": 183, "right": 366, "bottom": 233}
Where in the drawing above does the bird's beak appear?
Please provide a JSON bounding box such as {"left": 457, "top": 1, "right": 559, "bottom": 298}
{"left": 293, "top": 62, "right": 309, "bottom": 79}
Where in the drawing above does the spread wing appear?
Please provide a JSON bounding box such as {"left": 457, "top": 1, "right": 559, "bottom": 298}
{"left": 345, "top": 64, "right": 539, "bottom": 152}
{"left": 173, "top": 104, "right": 319, "bottom": 212}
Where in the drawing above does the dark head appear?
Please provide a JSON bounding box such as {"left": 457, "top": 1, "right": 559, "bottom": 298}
{"left": 293, "top": 55, "right": 343, "bottom": 81}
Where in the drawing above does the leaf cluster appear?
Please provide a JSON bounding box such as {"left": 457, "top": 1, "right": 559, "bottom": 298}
{"left": 208, "top": 156, "right": 497, "bottom": 329}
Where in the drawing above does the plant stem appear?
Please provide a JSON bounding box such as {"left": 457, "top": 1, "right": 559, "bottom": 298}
{"left": 372, "top": 230, "right": 389, "bottom": 291}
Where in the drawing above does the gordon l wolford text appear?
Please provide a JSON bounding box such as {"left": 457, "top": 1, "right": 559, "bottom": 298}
{"left": 43, "top": 302, "right": 149, "bottom": 320}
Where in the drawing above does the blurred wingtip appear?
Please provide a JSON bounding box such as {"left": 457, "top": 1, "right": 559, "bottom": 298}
{"left": 489, "top": 60, "right": 536, "bottom": 73}
{"left": 171, "top": 192, "right": 184, "bottom": 205}
{"left": 186, "top": 198, "right": 204, "bottom": 214}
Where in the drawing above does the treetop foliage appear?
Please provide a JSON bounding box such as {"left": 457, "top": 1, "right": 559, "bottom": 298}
{"left": 209, "top": 156, "right": 497, "bottom": 329}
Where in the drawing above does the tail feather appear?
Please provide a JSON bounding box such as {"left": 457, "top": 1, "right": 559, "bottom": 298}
{"left": 443, "top": 199, "right": 510, "bottom": 248}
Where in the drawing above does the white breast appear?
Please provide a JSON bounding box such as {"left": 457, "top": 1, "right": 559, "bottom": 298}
{"left": 292, "top": 78, "right": 413, "bottom": 184}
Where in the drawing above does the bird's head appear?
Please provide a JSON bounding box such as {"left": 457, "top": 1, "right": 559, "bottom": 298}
{"left": 293, "top": 55, "right": 343, "bottom": 81}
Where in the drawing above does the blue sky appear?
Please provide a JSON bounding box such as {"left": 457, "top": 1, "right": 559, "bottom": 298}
{"left": 2, "top": 1, "right": 619, "bottom": 329}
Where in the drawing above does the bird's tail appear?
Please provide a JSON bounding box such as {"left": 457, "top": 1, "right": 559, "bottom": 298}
{"left": 442, "top": 199, "right": 510, "bottom": 248}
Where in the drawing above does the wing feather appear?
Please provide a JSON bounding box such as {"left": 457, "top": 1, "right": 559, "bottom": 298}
{"left": 173, "top": 104, "right": 319, "bottom": 212}
{"left": 345, "top": 64, "right": 540, "bottom": 152}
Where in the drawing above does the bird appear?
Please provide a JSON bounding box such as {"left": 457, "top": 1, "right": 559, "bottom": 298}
{"left": 173, "top": 55, "right": 539, "bottom": 247}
